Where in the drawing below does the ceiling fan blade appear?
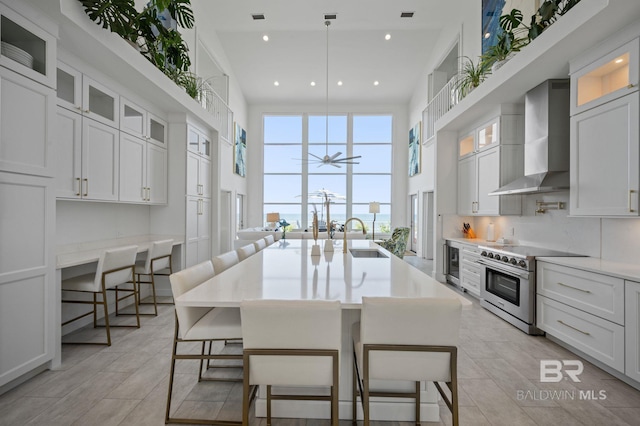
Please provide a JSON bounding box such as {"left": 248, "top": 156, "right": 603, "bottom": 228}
{"left": 329, "top": 152, "right": 342, "bottom": 160}
{"left": 309, "top": 153, "right": 324, "bottom": 161}
{"left": 333, "top": 155, "right": 362, "bottom": 162}
{"left": 330, "top": 162, "right": 341, "bottom": 168}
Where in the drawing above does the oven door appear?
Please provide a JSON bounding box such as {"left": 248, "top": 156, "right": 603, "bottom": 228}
{"left": 479, "top": 260, "right": 533, "bottom": 323}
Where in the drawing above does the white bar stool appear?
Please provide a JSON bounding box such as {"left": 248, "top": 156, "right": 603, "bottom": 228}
{"left": 134, "top": 239, "right": 174, "bottom": 315}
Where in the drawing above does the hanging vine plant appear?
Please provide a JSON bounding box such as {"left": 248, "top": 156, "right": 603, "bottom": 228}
{"left": 78, "top": 0, "right": 195, "bottom": 91}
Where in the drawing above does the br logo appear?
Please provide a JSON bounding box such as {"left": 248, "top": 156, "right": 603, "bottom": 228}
{"left": 540, "top": 360, "right": 584, "bottom": 382}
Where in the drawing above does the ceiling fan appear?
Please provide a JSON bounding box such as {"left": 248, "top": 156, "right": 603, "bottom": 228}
{"left": 297, "top": 20, "right": 362, "bottom": 168}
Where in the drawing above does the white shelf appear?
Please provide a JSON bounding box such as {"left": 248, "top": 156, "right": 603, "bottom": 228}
{"left": 437, "top": 0, "right": 640, "bottom": 133}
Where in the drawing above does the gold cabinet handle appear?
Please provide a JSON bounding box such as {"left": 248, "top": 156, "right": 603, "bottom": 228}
{"left": 557, "top": 320, "right": 590, "bottom": 336}
{"left": 84, "top": 109, "right": 90, "bottom": 114}
{"left": 629, "top": 190, "right": 636, "bottom": 213}
{"left": 147, "top": 187, "right": 151, "bottom": 201}
{"left": 75, "top": 177, "right": 81, "bottom": 196}
{"left": 628, "top": 83, "right": 636, "bottom": 89}
{"left": 83, "top": 178, "right": 88, "bottom": 196}
{"left": 558, "top": 282, "right": 591, "bottom": 293}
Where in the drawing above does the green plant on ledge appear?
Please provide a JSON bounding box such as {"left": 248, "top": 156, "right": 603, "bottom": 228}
{"left": 455, "top": 56, "right": 491, "bottom": 99}
{"left": 78, "top": 0, "right": 195, "bottom": 93}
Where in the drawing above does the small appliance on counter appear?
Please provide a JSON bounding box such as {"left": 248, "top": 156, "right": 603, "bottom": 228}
{"left": 486, "top": 223, "right": 495, "bottom": 242}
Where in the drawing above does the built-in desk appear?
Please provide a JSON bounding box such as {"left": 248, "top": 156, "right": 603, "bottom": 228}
{"left": 54, "top": 234, "right": 184, "bottom": 368}
{"left": 176, "top": 239, "right": 470, "bottom": 422}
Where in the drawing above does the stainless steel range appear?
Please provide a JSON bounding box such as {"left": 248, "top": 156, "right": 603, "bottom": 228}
{"left": 477, "top": 245, "right": 582, "bottom": 335}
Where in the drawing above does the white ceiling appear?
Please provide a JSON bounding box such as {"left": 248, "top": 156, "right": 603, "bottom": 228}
{"left": 194, "top": 0, "right": 465, "bottom": 105}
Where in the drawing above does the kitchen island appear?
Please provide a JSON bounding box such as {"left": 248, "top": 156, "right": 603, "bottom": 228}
{"left": 176, "top": 239, "right": 470, "bottom": 422}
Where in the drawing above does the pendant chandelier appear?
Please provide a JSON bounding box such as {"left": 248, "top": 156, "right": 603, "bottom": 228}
{"left": 308, "top": 20, "right": 361, "bottom": 168}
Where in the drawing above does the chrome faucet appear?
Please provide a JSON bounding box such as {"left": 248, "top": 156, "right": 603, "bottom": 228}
{"left": 343, "top": 217, "right": 367, "bottom": 253}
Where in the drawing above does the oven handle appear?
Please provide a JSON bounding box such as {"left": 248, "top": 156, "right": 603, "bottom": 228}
{"left": 476, "top": 259, "right": 531, "bottom": 280}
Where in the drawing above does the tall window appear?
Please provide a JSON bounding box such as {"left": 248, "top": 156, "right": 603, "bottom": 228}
{"left": 263, "top": 114, "right": 392, "bottom": 233}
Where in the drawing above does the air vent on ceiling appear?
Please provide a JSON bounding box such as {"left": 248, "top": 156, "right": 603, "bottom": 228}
{"left": 400, "top": 11, "right": 414, "bottom": 18}
{"left": 324, "top": 13, "right": 337, "bottom": 20}
{"left": 251, "top": 13, "right": 265, "bottom": 20}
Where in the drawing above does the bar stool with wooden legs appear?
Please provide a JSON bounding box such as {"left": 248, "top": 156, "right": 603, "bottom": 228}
{"left": 133, "top": 239, "right": 174, "bottom": 316}
{"left": 61, "top": 245, "right": 139, "bottom": 346}
{"left": 352, "top": 297, "right": 462, "bottom": 426}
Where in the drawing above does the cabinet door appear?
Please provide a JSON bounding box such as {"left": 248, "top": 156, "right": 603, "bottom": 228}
{"left": 147, "top": 112, "right": 167, "bottom": 147}
{"left": 200, "top": 157, "right": 212, "bottom": 198}
{"left": 185, "top": 197, "right": 200, "bottom": 268}
{"left": 55, "top": 107, "right": 82, "bottom": 198}
{"left": 0, "top": 5, "right": 56, "bottom": 89}
{"left": 198, "top": 198, "right": 212, "bottom": 263}
{"left": 82, "top": 119, "right": 119, "bottom": 201}
{"left": 186, "top": 151, "right": 200, "bottom": 196}
{"left": 0, "top": 67, "right": 55, "bottom": 177}
{"left": 0, "top": 172, "right": 55, "bottom": 387}
{"left": 56, "top": 61, "right": 82, "bottom": 112}
{"left": 458, "top": 132, "right": 475, "bottom": 159}
{"left": 476, "top": 147, "right": 500, "bottom": 215}
{"left": 120, "top": 98, "right": 146, "bottom": 139}
{"left": 118, "top": 133, "right": 146, "bottom": 203}
{"left": 457, "top": 155, "right": 476, "bottom": 215}
{"left": 476, "top": 117, "right": 500, "bottom": 152}
{"left": 82, "top": 76, "right": 119, "bottom": 128}
{"left": 570, "top": 93, "right": 639, "bottom": 216}
{"left": 147, "top": 144, "right": 167, "bottom": 204}
{"left": 571, "top": 38, "right": 639, "bottom": 115}
{"left": 626, "top": 280, "right": 640, "bottom": 383}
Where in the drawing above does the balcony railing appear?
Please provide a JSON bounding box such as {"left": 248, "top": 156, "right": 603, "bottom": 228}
{"left": 424, "top": 75, "right": 460, "bottom": 140}
{"left": 197, "top": 80, "right": 233, "bottom": 144}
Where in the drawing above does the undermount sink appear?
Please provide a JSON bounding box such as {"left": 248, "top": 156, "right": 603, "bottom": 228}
{"left": 349, "top": 248, "right": 388, "bottom": 258}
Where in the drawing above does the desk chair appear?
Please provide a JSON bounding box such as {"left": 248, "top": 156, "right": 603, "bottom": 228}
{"left": 237, "top": 243, "right": 257, "bottom": 261}
{"left": 241, "top": 299, "right": 341, "bottom": 426}
{"left": 166, "top": 260, "right": 246, "bottom": 424}
{"left": 212, "top": 250, "right": 240, "bottom": 274}
{"left": 61, "top": 245, "right": 139, "bottom": 346}
{"left": 352, "top": 297, "right": 462, "bottom": 425}
{"left": 133, "top": 239, "right": 173, "bottom": 316}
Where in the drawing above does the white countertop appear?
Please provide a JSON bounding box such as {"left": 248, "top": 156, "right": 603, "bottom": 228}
{"left": 536, "top": 256, "right": 640, "bottom": 282}
{"left": 56, "top": 234, "right": 184, "bottom": 269}
{"left": 176, "top": 239, "right": 472, "bottom": 309}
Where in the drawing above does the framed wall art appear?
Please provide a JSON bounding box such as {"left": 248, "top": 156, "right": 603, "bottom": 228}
{"left": 234, "top": 122, "right": 247, "bottom": 177}
{"left": 408, "top": 122, "right": 421, "bottom": 177}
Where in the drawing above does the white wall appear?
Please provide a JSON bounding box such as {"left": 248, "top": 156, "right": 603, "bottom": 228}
{"left": 246, "top": 103, "right": 409, "bottom": 230}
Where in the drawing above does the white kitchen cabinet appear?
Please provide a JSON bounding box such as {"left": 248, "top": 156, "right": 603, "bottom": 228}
{"left": 56, "top": 61, "right": 119, "bottom": 129}
{"left": 120, "top": 97, "right": 167, "bottom": 147}
{"left": 460, "top": 245, "right": 482, "bottom": 297}
{"left": 458, "top": 117, "right": 500, "bottom": 159}
{"left": 187, "top": 150, "right": 211, "bottom": 198}
{"left": 55, "top": 105, "right": 119, "bottom": 201}
{"left": 0, "top": 4, "right": 56, "bottom": 89}
{"left": 571, "top": 37, "right": 639, "bottom": 116}
{"left": 119, "top": 133, "right": 167, "bottom": 204}
{"left": 187, "top": 124, "right": 211, "bottom": 158}
{"left": 457, "top": 145, "right": 523, "bottom": 216}
{"left": 0, "top": 66, "right": 55, "bottom": 177}
{"left": 0, "top": 171, "right": 55, "bottom": 387}
{"left": 185, "top": 196, "right": 211, "bottom": 267}
{"left": 569, "top": 93, "right": 639, "bottom": 216}
{"left": 626, "top": 280, "right": 640, "bottom": 383}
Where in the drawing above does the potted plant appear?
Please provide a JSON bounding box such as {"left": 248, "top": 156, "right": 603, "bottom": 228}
{"left": 482, "top": 8, "right": 528, "bottom": 71}
{"left": 455, "top": 56, "right": 490, "bottom": 99}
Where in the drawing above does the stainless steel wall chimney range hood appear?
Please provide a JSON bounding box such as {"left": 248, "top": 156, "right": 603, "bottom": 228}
{"left": 490, "top": 79, "right": 570, "bottom": 196}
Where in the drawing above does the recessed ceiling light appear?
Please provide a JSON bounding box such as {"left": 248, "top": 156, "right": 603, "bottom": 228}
{"left": 385, "top": 34, "right": 391, "bottom": 40}
{"left": 484, "top": 32, "right": 491, "bottom": 39}
{"left": 337, "top": 81, "right": 343, "bottom": 86}
{"left": 310, "top": 81, "right": 316, "bottom": 86}
{"left": 615, "top": 57, "right": 624, "bottom": 64}
{"left": 400, "top": 11, "right": 414, "bottom": 18}
{"left": 262, "top": 34, "right": 269, "bottom": 41}
{"left": 274, "top": 81, "right": 279, "bottom": 86}
{"left": 251, "top": 13, "right": 265, "bottom": 20}
{"left": 374, "top": 81, "right": 379, "bottom": 86}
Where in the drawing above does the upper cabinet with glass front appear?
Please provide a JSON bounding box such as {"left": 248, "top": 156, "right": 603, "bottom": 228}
{"left": 120, "top": 97, "right": 167, "bottom": 147}
{"left": 458, "top": 117, "right": 500, "bottom": 159}
{"left": 56, "top": 61, "right": 119, "bottom": 128}
{"left": 0, "top": 4, "right": 56, "bottom": 88}
{"left": 571, "top": 38, "right": 639, "bottom": 115}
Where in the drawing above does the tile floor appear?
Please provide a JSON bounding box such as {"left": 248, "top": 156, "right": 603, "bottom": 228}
{"left": 1, "top": 257, "right": 640, "bottom": 425}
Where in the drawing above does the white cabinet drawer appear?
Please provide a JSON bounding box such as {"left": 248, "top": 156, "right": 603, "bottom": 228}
{"left": 461, "top": 259, "right": 481, "bottom": 297}
{"left": 626, "top": 280, "right": 640, "bottom": 383}
{"left": 537, "top": 295, "right": 624, "bottom": 372}
{"left": 537, "top": 262, "right": 624, "bottom": 325}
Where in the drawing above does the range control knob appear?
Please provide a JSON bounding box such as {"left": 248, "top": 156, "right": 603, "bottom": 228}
{"left": 518, "top": 260, "right": 527, "bottom": 268}
{"left": 510, "top": 258, "right": 517, "bottom": 265}
{"left": 502, "top": 256, "right": 509, "bottom": 263}
{"left": 488, "top": 253, "right": 494, "bottom": 259}
{"left": 481, "top": 251, "right": 488, "bottom": 257}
